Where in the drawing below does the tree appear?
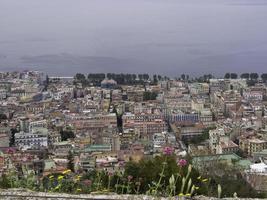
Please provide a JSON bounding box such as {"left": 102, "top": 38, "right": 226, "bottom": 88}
{"left": 240, "top": 73, "right": 249, "bottom": 79}
{"left": 153, "top": 75, "right": 158, "bottom": 84}
{"left": 198, "top": 161, "right": 266, "bottom": 198}
{"left": 0, "top": 174, "right": 12, "bottom": 188}
{"left": 181, "top": 74, "right": 186, "bottom": 80}
{"left": 230, "top": 73, "right": 238, "bottom": 79}
{"left": 143, "top": 74, "right": 150, "bottom": 81}
{"left": 60, "top": 129, "right": 75, "bottom": 141}
{"left": 235, "top": 149, "right": 246, "bottom": 158}
{"left": 0, "top": 113, "right": 7, "bottom": 121}
{"left": 224, "top": 73, "right": 230, "bottom": 79}
{"left": 132, "top": 74, "right": 137, "bottom": 80}
{"left": 184, "top": 127, "right": 215, "bottom": 145}
{"left": 43, "top": 75, "right": 49, "bottom": 91}
{"left": 207, "top": 74, "right": 213, "bottom": 79}
{"left": 87, "top": 73, "right": 105, "bottom": 86}
{"left": 74, "top": 73, "right": 88, "bottom": 87}
{"left": 250, "top": 73, "right": 258, "bottom": 80}
{"left": 143, "top": 91, "right": 158, "bottom": 101}
{"left": 261, "top": 73, "right": 267, "bottom": 82}
{"left": 9, "top": 128, "right": 19, "bottom": 147}
{"left": 164, "top": 76, "right": 169, "bottom": 81}
{"left": 124, "top": 155, "right": 202, "bottom": 195}
{"left": 202, "top": 74, "right": 213, "bottom": 82}
{"left": 186, "top": 74, "right": 189, "bottom": 80}
{"left": 67, "top": 151, "right": 75, "bottom": 172}
{"left": 75, "top": 73, "right": 86, "bottom": 80}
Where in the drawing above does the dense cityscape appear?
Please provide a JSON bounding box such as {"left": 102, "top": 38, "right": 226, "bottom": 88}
{"left": 0, "top": 71, "right": 266, "bottom": 198}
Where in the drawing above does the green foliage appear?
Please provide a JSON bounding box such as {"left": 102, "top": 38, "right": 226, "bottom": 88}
{"left": 250, "top": 73, "right": 259, "bottom": 80}
{"left": 111, "top": 106, "right": 122, "bottom": 132}
{"left": 224, "top": 73, "right": 230, "bottom": 79}
{"left": 185, "top": 127, "right": 215, "bottom": 145}
{"left": 192, "top": 74, "right": 213, "bottom": 83}
{"left": 153, "top": 74, "right": 158, "bottom": 84}
{"left": 224, "top": 73, "right": 238, "bottom": 79}
{"left": 9, "top": 128, "right": 19, "bottom": 146}
{"left": 0, "top": 155, "right": 266, "bottom": 198}
{"left": 211, "top": 173, "right": 266, "bottom": 198}
{"left": 67, "top": 151, "right": 75, "bottom": 172}
{"left": 75, "top": 73, "right": 86, "bottom": 81}
{"left": 143, "top": 91, "right": 158, "bottom": 101}
{"left": 242, "top": 73, "right": 259, "bottom": 86}
{"left": 60, "top": 128, "right": 75, "bottom": 141}
{"left": 88, "top": 73, "right": 105, "bottom": 86}
{"left": 124, "top": 155, "right": 202, "bottom": 196}
{"left": 0, "top": 174, "right": 12, "bottom": 188}
{"left": 73, "top": 73, "right": 171, "bottom": 86}
{"left": 107, "top": 73, "right": 150, "bottom": 85}
{"left": 0, "top": 113, "right": 7, "bottom": 120}
{"left": 230, "top": 73, "right": 238, "bottom": 79}
{"left": 74, "top": 73, "right": 88, "bottom": 87}
{"left": 261, "top": 73, "right": 267, "bottom": 82}
{"left": 198, "top": 161, "right": 266, "bottom": 198}
{"left": 235, "top": 149, "right": 246, "bottom": 158}
{"left": 240, "top": 73, "right": 250, "bottom": 79}
{"left": 179, "top": 74, "right": 190, "bottom": 81}
{"left": 0, "top": 170, "right": 39, "bottom": 191}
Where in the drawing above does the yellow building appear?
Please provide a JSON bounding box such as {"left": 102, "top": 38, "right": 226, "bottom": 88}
{"left": 247, "top": 139, "right": 267, "bottom": 156}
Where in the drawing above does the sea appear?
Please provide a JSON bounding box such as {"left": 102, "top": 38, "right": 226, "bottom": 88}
{"left": 1, "top": 0, "right": 267, "bottom": 77}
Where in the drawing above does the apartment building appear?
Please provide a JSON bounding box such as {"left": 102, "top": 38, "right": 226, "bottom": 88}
{"left": 15, "top": 131, "right": 48, "bottom": 150}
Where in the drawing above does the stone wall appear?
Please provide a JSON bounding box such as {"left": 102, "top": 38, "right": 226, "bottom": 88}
{"left": 0, "top": 189, "right": 263, "bottom": 200}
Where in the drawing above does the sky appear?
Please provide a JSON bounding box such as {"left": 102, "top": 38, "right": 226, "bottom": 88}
{"left": 1, "top": 0, "right": 267, "bottom": 77}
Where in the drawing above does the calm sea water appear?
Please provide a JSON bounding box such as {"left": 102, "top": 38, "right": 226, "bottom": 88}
{"left": 1, "top": 0, "right": 267, "bottom": 77}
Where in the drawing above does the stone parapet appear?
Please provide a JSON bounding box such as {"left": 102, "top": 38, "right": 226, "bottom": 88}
{"left": 0, "top": 189, "right": 264, "bottom": 200}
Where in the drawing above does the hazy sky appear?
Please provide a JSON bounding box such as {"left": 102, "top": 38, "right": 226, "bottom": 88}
{"left": 1, "top": 0, "right": 267, "bottom": 77}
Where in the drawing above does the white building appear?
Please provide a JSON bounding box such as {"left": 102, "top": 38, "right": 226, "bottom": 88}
{"left": 29, "top": 120, "right": 47, "bottom": 132}
{"left": 243, "top": 91, "right": 263, "bottom": 101}
{"left": 245, "top": 162, "right": 267, "bottom": 192}
{"left": 209, "top": 127, "right": 238, "bottom": 154}
{"left": 15, "top": 131, "right": 48, "bottom": 150}
{"left": 209, "top": 128, "right": 225, "bottom": 154}
{"left": 0, "top": 89, "right": 7, "bottom": 100}
{"left": 200, "top": 109, "right": 214, "bottom": 126}
{"left": 153, "top": 132, "right": 166, "bottom": 148}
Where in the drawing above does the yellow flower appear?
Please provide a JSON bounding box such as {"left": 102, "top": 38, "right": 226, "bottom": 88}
{"left": 55, "top": 185, "right": 60, "bottom": 190}
{"left": 185, "top": 193, "right": 191, "bottom": 197}
{"left": 195, "top": 186, "right": 199, "bottom": 190}
{"left": 202, "top": 178, "right": 208, "bottom": 182}
{"left": 197, "top": 176, "right": 201, "bottom": 180}
{"left": 62, "top": 169, "right": 71, "bottom": 174}
{"left": 76, "top": 188, "right": 82, "bottom": 192}
{"left": 58, "top": 175, "right": 64, "bottom": 180}
{"left": 75, "top": 175, "right": 81, "bottom": 181}
{"left": 178, "top": 193, "right": 184, "bottom": 196}
{"left": 49, "top": 175, "right": 54, "bottom": 179}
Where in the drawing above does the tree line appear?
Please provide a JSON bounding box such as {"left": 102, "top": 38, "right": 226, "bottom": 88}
{"left": 224, "top": 73, "right": 254, "bottom": 80}
{"left": 179, "top": 74, "right": 214, "bottom": 83}
{"left": 74, "top": 72, "right": 267, "bottom": 87}
{"left": 180, "top": 73, "right": 267, "bottom": 85}
{"left": 74, "top": 73, "right": 170, "bottom": 86}
{"left": 223, "top": 72, "right": 267, "bottom": 81}
{"left": 223, "top": 73, "right": 267, "bottom": 86}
